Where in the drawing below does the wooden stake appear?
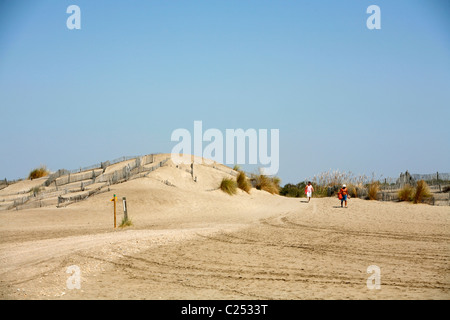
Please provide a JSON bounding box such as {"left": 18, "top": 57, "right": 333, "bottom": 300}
{"left": 111, "top": 194, "right": 117, "bottom": 228}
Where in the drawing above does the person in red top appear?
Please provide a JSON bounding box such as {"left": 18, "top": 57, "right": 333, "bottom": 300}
{"left": 338, "top": 184, "right": 349, "bottom": 208}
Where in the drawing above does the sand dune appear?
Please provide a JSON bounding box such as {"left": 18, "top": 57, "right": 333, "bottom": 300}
{"left": 0, "top": 159, "right": 449, "bottom": 299}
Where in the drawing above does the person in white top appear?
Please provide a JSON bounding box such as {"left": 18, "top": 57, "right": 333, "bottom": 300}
{"left": 305, "top": 181, "right": 314, "bottom": 203}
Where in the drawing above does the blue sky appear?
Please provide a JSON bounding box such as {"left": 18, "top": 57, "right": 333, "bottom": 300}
{"left": 1, "top": 0, "right": 449, "bottom": 184}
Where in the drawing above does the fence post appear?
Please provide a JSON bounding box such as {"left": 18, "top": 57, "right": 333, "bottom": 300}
{"left": 123, "top": 197, "right": 128, "bottom": 221}
{"left": 111, "top": 194, "right": 117, "bottom": 228}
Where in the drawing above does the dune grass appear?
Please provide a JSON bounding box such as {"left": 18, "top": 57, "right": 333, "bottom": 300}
{"left": 413, "top": 180, "right": 432, "bottom": 204}
{"left": 119, "top": 217, "right": 133, "bottom": 228}
{"left": 30, "top": 186, "right": 42, "bottom": 196}
{"left": 398, "top": 184, "right": 414, "bottom": 202}
{"left": 28, "top": 166, "right": 49, "bottom": 180}
{"left": 251, "top": 173, "right": 280, "bottom": 195}
{"left": 347, "top": 184, "right": 358, "bottom": 198}
{"left": 220, "top": 177, "right": 237, "bottom": 195}
{"left": 236, "top": 171, "right": 251, "bottom": 193}
{"left": 368, "top": 181, "right": 380, "bottom": 200}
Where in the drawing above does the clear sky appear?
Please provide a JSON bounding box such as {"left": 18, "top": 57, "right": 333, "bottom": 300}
{"left": 1, "top": 0, "right": 449, "bottom": 184}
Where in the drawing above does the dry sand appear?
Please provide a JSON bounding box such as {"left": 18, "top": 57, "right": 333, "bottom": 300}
{"left": 0, "top": 162, "right": 449, "bottom": 300}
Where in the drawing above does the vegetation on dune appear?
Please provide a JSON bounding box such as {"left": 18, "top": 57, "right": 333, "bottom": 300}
{"left": 311, "top": 170, "right": 370, "bottom": 198}
{"left": 119, "top": 217, "right": 133, "bottom": 228}
{"left": 236, "top": 171, "right": 251, "bottom": 193}
{"left": 280, "top": 182, "right": 307, "bottom": 198}
{"left": 279, "top": 170, "right": 440, "bottom": 205}
{"left": 251, "top": 173, "right": 280, "bottom": 195}
{"left": 28, "top": 166, "right": 49, "bottom": 180}
{"left": 413, "top": 180, "right": 432, "bottom": 204}
{"left": 368, "top": 181, "right": 380, "bottom": 200}
{"left": 398, "top": 184, "right": 414, "bottom": 202}
{"left": 347, "top": 184, "right": 358, "bottom": 198}
{"left": 30, "top": 186, "right": 42, "bottom": 196}
{"left": 279, "top": 170, "right": 371, "bottom": 199}
{"left": 279, "top": 170, "right": 389, "bottom": 200}
{"left": 220, "top": 177, "right": 238, "bottom": 195}
{"left": 398, "top": 180, "right": 432, "bottom": 204}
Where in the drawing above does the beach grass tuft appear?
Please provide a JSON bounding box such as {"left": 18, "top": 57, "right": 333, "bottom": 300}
{"left": 398, "top": 184, "right": 414, "bottom": 202}
{"left": 119, "top": 217, "right": 133, "bottom": 228}
{"left": 28, "top": 166, "right": 49, "bottom": 180}
{"left": 368, "top": 181, "right": 380, "bottom": 200}
{"left": 220, "top": 177, "right": 237, "bottom": 195}
{"left": 236, "top": 171, "right": 251, "bottom": 193}
{"left": 413, "top": 180, "right": 432, "bottom": 204}
{"left": 252, "top": 173, "right": 280, "bottom": 195}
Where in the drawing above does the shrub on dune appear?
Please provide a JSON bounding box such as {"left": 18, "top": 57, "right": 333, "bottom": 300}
{"left": 348, "top": 184, "right": 358, "bottom": 198}
{"left": 220, "top": 177, "right": 237, "bottom": 195}
{"left": 265, "top": 177, "right": 281, "bottom": 195}
{"left": 368, "top": 181, "right": 380, "bottom": 200}
{"left": 252, "top": 173, "right": 267, "bottom": 191}
{"left": 398, "top": 184, "right": 414, "bottom": 202}
{"left": 413, "top": 180, "right": 432, "bottom": 204}
{"left": 28, "top": 166, "right": 49, "bottom": 180}
{"left": 30, "top": 186, "right": 42, "bottom": 196}
{"left": 237, "top": 171, "right": 251, "bottom": 193}
{"left": 280, "top": 183, "right": 302, "bottom": 197}
{"left": 251, "top": 173, "right": 280, "bottom": 195}
{"left": 271, "top": 176, "right": 281, "bottom": 188}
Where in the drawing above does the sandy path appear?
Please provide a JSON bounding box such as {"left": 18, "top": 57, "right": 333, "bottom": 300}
{"left": 2, "top": 196, "right": 447, "bottom": 300}
{"left": 66, "top": 198, "right": 447, "bottom": 300}
{"left": 0, "top": 225, "right": 246, "bottom": 299}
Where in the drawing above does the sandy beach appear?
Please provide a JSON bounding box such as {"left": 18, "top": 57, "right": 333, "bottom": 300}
{"left": 0, "top": 162, "right": 449, "bottom": 300}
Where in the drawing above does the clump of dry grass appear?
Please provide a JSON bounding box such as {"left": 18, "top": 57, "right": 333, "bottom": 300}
{"left": 28, "top": 166, "right": 49, "bottom": 180}
{"left": 413, "top": 180, "right": 432, "bottom": 204}
{"left": 347, "top": 184, "right": 358, "bottom": 198}
{"left": 220, "top": 177, "right": 237, "bottom": 195}
{"left": 236, "top": 171, "right": 251, "bottom": 193}
{"left": 398, "top": 184, "right": 414, "bottom": 202}
{"left": 30, "top": 186, "right": 42, "bottom": 196}
{"left": 251, "top": 173, "right": 280, "bottom": 195}
{"left": 119, "top": 217, "right": 133, "bottom": 228}
{"left": 368, "top": 181, "right": 380, "bottom": 200}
